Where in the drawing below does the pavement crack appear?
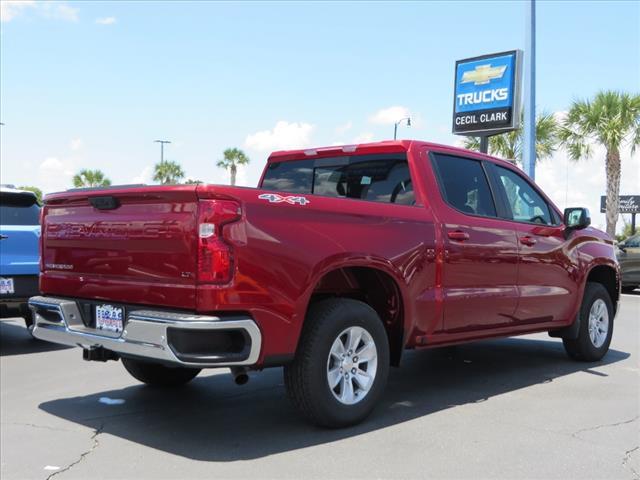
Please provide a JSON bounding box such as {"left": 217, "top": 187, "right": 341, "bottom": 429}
{"left": 571, "top": 415, "right": 639, "bottom": 439}
{"left": 623, "top": 446, "right": 640, "bottom": 480}
{"left": 3, "top": 422, "right": 80, "bottom": 433}
{"left": 46, "top": 422, "right": 104, "bottom": 480}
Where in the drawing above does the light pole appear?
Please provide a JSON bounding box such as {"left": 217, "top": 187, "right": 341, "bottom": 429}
{"left": 154, "top": 140, "right": 171, "bottom": 164}
{"left": 523, "top": 0, "right": 536, "bottom": 179}
{"left": 393, "top": 117, "right": 411, "bottom": 140}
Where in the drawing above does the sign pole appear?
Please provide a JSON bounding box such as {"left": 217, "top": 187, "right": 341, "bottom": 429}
{"left": 522, "top": 0, "right": 536, "bottom": 180}
{"left": 480, "top": 136, "right": 489, "bottom": 154}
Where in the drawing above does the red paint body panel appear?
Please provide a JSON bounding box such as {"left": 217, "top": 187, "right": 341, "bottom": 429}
{"left": 39, "top": 141, "right": 620, "bottom": 366}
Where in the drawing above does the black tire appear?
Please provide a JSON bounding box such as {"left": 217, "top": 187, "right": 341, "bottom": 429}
{"left": 121, "top": 357, "right": 201, "bottom": 387}
{"left": 284, "top": 298, "right": 390, "bottom": 428}
{"left": 563, "top": 282, "right": 614, "bottom": 362}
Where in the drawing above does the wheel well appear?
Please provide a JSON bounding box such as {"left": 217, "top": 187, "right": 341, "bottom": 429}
{"left": 586, "top": 265, "right": 619, "bottom": 314}
{"left": 309, "top": 267, "right": 404, "bottom": 366}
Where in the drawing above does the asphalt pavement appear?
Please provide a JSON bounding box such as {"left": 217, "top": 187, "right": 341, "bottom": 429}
{"left": 1, "top": 293, "right": 639, "bottom": 480}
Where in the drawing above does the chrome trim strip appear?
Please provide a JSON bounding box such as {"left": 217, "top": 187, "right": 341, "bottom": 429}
{"left": 28, "top": 296, "right": 262, "bottom": 367}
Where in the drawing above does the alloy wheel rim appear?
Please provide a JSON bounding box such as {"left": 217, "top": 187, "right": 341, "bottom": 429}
{"left": 588, "top": 298, "right": 609, "bottom": 348}
{"left": 326, "top": 326, "right": 378, "bottom": 405}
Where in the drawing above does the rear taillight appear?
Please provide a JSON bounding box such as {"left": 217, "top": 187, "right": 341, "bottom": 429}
{"left": 39, "top": 207, "right": 44, "bottom": 272}
{"left": 197, "top": 199, "right": 241, "bottom": 284}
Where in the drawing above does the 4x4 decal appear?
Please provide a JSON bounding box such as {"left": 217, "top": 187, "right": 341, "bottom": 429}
{"left": 258, "top": 193, "right": 310, "bottom": 206}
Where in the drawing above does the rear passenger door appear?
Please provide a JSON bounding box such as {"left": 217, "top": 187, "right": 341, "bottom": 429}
{"left": 430, "top": 153, "right": 519, "bottom": 332}
{"left": 488, "top": 163, "right": 575, "bottom": 324}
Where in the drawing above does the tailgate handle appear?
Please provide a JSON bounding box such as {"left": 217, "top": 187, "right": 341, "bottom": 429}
{"left": 89, "top": 196, "right": 120, "bottom": 210}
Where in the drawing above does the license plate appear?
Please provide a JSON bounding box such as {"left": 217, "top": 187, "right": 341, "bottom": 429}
{"left": 0, "top": 278, "right": 14, "bottom": 295}
{"left": 95, "top": 304, "right": 124, "bottom": 333}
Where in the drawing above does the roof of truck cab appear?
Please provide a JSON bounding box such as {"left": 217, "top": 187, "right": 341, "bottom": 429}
{"left": 266, "top": 139, "right": 517, "bottom": 169}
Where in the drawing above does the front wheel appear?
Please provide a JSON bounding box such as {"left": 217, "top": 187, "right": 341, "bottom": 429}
{"left": 563, "top": 282, "right": 614, "bottom": 362}
{"left": 121, "top": 358, "right": 201, "bottom": 387}
{"left": 284, "top": 298, "right": 390, "bottom": 428}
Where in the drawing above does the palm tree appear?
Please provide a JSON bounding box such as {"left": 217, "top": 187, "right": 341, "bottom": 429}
{"left": 559, "top": 90, "right": 640, "bottom": 237}
{"left": 72, "top": 169, "right": 112, "bottom": 188}
{"left": 463, "top": 112, "right": 559, "bottom": 164}
{"left": 217, "top": 148, "right": 250, "bottom": 186}
{"left": 153, "top": 160, "right": 185, "bottom": 185}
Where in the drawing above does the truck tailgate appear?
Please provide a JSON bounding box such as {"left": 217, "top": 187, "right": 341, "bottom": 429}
{"left": 40, "top": 186, "right": 199, "bottom": 309}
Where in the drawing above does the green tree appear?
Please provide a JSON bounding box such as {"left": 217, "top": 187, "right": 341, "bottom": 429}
{"left": 153, "top": 160, "right": 185, "bottom": 185}
{"left": 72, "top": 169, "right": 112, "bottom": 188}
{"left": 463, "top": 112, "right": 559, "bottom": 164}
{"left": 559, "top": 90, "right": 640, "bottom": 237}
{"left": 217, "top": 148, "right": 250, "bottom": 186}
{"left": 18, "top": 186, "right": 43, "bottom": 204}
{"left": 184, "top": 179, "right": 203, "bottom": 185}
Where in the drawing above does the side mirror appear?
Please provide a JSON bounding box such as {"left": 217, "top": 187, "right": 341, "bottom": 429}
{"left": 564, "top": 207, "right": 591, "bottom": 230}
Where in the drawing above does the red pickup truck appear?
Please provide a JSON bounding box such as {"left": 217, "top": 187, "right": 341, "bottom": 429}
{"left": 29, "top": 140, "right": 620, "bottom": 427}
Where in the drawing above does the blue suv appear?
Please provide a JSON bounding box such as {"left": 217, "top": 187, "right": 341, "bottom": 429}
{"left": 0, "top": 186, "right": 41, "bottom": 334}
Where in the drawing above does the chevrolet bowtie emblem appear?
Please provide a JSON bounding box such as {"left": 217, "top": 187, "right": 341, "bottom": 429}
{"left": 461, "top": 64, "right": 507, "bottom": 85}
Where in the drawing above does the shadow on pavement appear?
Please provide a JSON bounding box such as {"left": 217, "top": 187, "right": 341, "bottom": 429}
{"left": 0, "top": 319, "right": 71, "bottom": 356}
{"left": 39, "top": 337, "right": 629, "bottom": 462}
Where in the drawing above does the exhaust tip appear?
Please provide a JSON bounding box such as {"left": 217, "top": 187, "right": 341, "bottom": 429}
{"left": 234, "top": 373, "right": 249, "bottom": 386}
{"left": 231, "top": 367, "right": 249, "bottom": 385}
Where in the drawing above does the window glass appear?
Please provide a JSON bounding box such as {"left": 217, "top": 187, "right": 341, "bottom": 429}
{"left": 495, "top": 166, "right": 553, "bottom": 224}
{"left": 0, "top": 204, "right": 40, "bottom": 226}
{"left": 261, "top": 159, "right": 314, "bottom": 194}
{"left": 431, "top": 154, "right": 497, "bottom": 217}
{"left": 625, "top": 234, "right": 640, "bottom": 247}
{"left": 0, "top": 193, "right": 40, "bottom": 226}
{"left": 262, "top": 155, "right": 415, "bottom": 205}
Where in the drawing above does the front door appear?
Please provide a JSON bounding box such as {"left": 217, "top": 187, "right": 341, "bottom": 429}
{"left": 430, "top": 153, "right": 519, "bottom": 332}
{"left": 489, "top": 164, "right": 576, "bottom": 324}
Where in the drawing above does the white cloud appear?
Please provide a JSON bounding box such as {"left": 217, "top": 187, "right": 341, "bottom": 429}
{"left": 69, "top": 138, "right": 83, "bottom": 151}
{"left": 369, "top": 106, "right": 411, "bottom": 125}
{"left": 1, "top": 1, "right": 78, "bottom": 23}
{"left": 46, "top": 2, "right": 78, "bottom": 22}
{"left": 335, "top": 121, "right": 352, "bottom": 135}
{"left": 96, "top": 16, "right": 116, "bottom": 25}
{"left": 352, "top": 132, "right": 375, "bottom": 144}
{"left": 1, "top": 0, "right": 35, "bottom": 22}
{"left": 245, "top": 121, "right": 314, "bottom": 152}
{"left": 130, "top": 165, "right": 153, "bottom": 185}
{"left": 40, "top": 157, "right": 64, "bottom": 170}
{"left": 37, "top": 157, "right": 75, "bottom": 193}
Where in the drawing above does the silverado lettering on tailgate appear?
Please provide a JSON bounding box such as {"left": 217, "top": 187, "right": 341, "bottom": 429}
{"left": 46, "top": 220, "right": 183, "bottom": 240}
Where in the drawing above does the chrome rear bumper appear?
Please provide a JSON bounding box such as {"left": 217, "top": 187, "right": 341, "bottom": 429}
{"left": 28, "top": 296, "right": 262, "bottom": 368}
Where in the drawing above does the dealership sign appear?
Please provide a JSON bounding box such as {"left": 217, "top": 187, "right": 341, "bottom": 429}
{"left": 600, "top": 195, "right": 640, "bottom": 214}
{"left": 452, "top": 50, "right": 522, "bottom": 135}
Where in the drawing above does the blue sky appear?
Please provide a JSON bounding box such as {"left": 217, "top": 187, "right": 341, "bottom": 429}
{"left": 1, "top": 1, "right": 639, "bottom": 229}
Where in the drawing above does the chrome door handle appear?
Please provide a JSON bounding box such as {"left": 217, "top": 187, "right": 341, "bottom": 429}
{"left": 520, "top": 236, "right": 537, "bottom": 246}
{"left": 448, "top": 230, "right": 470, "bottom": 241}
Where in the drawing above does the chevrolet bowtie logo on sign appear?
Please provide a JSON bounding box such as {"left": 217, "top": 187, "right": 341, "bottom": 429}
{"left": 452, "top": 50, "right": 522, "bottom": 136}
{"left": 460, "top": 64, "right": 507, "bottom": 85}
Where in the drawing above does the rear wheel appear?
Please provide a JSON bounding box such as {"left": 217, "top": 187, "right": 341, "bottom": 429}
{"left": 284, "top": 298, "right": 390, "bottom": 428}
{"left": 121, "top": 357, "right": 201, "bottom": 387}
{"left": 563, "top": 282, "right": 614, "bottom": 362}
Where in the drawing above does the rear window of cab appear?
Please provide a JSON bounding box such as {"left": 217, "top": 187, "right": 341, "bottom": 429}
{"left": 261, "top": 154, "right": 415, "bottom": 206}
